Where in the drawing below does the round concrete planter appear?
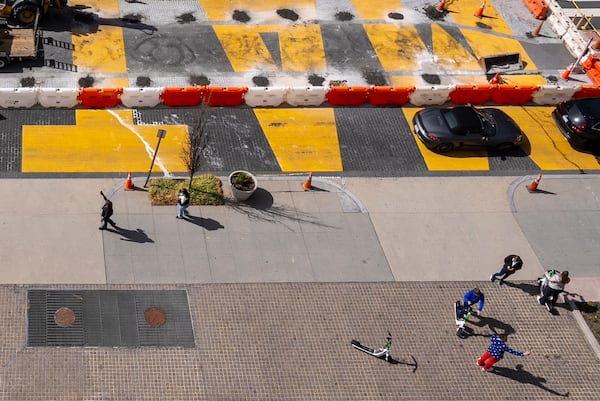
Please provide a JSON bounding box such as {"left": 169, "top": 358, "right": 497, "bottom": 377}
{"left": 228, "top": 170, "right": 258, "bottom": 201}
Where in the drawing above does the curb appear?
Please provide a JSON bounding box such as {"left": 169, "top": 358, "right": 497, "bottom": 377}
{"left": 564, "top": 294, "right": 600, "bottom": 363}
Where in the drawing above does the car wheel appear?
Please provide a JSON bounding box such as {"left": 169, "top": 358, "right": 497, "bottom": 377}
{"left": 495, "top": 142, "right": 515, "bottom": 152}
{"left": 13, "top": 4, "right": 39, "bottom": 25}
{"left": 436, "top": 143, "right": 454, "bottom": 153}
{"left": 0, "top": 57, "right": 8, "bottom": 69}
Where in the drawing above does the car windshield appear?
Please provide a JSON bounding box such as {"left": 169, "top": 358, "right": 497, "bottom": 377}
{"left": 442, "top": 107, "right": 492, "bottom": 136}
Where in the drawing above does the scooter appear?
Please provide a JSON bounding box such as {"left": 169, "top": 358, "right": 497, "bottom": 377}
{"left": 454, "top": 301, "right": 474, "bottom": 338}
{"left": 351, "top": 332, "right": 392, "bottom": 361}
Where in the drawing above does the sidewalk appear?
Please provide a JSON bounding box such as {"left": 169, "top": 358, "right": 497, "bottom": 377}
{"left": 0, "top": 174, "right": 598, "bottom": 400}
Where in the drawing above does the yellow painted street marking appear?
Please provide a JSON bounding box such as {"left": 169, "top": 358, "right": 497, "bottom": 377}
{"left": 254, "top": 109, "right": 342, "bottom": 172}
{"left": 69, "top": 0, "right": 119, "bottom": 18}
{"left": 364, "top": 24, "right": 427, "bottom": 72}
{"left": 72, "top": 25, "right": 127, "bottom": 75}
{"left": 432, "top": 24, "right": 480, "bottom": 72}
{"left": 449, "top": 0, "right": 512, "bottom": 35}
{"left": 22, "top": 110, "right": 188, "bottom": 173}
{"left": 453, "top": 75, "right": 489, "bottom": 84}
{"left": 213, "top": 25, "right": 278, "bottom": 72}
{"left": 200, "top": 0, "right": 317, "bottom": 22}
{"left": 278, "top": 25, "right": 326, "bottom": 72}
{"left": 389, "top": 75, "right": 416, "bottom": 86}
{"left": 499, "top": 74, "right": 547, "bottom": 86}
{"left": 402, "top": 108, "right": 490, "bottom": 171}
{"left": 352, "top": 0, "right": 402, "bottom": 20}
{"left": 461, "top": 29, "right": 537, "bottom": 71}
{"left": 497, "top": 106, "right": 600, "bottom": 171}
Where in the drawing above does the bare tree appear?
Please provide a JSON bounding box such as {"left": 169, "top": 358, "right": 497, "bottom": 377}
{"left": 182, "top": 106, "right": 208, "bottom": 191}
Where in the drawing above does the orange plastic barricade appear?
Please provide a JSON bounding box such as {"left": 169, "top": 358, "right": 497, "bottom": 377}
{"left": 160, "top": 87, "right": 204, "bottom": 107}
{"left": 523, "top": 0, "right": 548, "bottom": 19}
{"left": 581, "top": 55, "right": 600, "bottom": 86}
{"left": 367, "top": 86, "right": 415, "bottom": 106}
{"left": 78, "top": 88, "right": 123, "bottom": 108}
{"left": 489, "top": 84, "right": 538, "bottom": 105}
{"left": 203, "top": 87, "right": 247, "bottom": 107}
{"left": 449, "top": 84, "right": 495, "bottom": 105}
{"left": 326, "top": 86, "right": 370, "bottom": 106}
{"left": 573, "top": 85, "right": 600, "bottom": 98}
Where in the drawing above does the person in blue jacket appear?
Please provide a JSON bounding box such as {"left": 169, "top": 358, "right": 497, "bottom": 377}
{"left": 462, "top": 287, "right": 485, "bottom": 317}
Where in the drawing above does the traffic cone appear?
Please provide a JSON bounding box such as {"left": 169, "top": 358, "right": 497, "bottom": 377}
{"left": 474, "top": 1, "right": 486, "bottom": 18}
{"left": 436, "top": 0, "right": 446, "bottom": 12}
{"left": 527, "top": 174, "right": 543, "bottom": 192}
{"left": 592, "top": 39, "right": 600, "bottom": 51}
{"left": 124, "top": 171, "right": 134, "bottom": 190}
{"left": 531, "top": 19, "right": 544, "bottom": 37}
{"left": 561, "top": 63, "right": 574, "bottom": 80}
{"left": 302, "top": 172, "right": 313, "bottom": 190}
{"left": 488, "top": 73, "right": 500, "bottom": 84}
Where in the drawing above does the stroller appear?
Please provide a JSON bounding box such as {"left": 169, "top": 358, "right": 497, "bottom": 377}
{"left": 537, "top": 269, "right": 565, "bottom": 312}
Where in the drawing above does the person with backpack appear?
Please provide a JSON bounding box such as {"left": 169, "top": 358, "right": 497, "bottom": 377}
{"left": 538, "top": 269, "right": 570, "bottom": 311}
{"left": 490, "top": 255, "right": 523, "bottom": 285}
{"left": 99, "top": 190, "right": 118, "bottom": 230}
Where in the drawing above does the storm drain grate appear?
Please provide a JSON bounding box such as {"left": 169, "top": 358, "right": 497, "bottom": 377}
{"left": 27, "top": 290, "right": 195, "bottom": 347}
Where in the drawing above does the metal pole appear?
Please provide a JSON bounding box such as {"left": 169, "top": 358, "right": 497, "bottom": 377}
{"left": 144, "top": 129, "right": 167, "bottom": 188}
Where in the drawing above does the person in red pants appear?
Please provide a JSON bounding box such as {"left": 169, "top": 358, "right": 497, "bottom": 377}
{"left": 477, "top": 334, "right": 530, "bottom": 372}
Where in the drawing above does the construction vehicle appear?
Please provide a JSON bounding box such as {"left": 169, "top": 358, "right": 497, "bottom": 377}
{"left": 0, "top": 9, "right": 41, "bottom": 68}
{"left": 0, "top": 0, "right": 66, "bottom": 26}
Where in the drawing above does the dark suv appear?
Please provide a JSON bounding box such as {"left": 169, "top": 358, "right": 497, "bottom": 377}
{"left": 552, "top": 97, "right": 600, "bottom": 148}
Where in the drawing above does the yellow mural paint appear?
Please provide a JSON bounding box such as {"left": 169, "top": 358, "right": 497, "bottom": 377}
{"left": 254, "top": 108, "right": 342, "bottom": 172}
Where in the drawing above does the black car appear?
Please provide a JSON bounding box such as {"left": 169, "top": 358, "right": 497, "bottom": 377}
{"left": 552, "top": 97, "right": 600, "bottom": 148}
{"left": 412, "top": 105, "right": 524, "bottom": 153}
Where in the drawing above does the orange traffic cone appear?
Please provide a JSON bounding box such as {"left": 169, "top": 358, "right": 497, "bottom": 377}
{"left": 437, "top": 0, "right": 446, "bottom": 12}
{"left": 488, "top": 73, "right": 500, "bottom": 84}
{"left": 561, "top": 63, "right": 574, "bottom": 80}
{"left": 474, "top": 1, "right": 486, "bottom": 18}
{"left": 303, "top": 172, "right": 313, "bottom": 190}
{"left": 125, "top": 171, "right": 134, "bottom": 190}
{"left": 527, "top": 174, "right": 543, "bottom": 192}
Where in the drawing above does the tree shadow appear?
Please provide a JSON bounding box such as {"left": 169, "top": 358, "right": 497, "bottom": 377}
{"left": 114, "top": 228, "right": 154, "bottom": 243}
{"left": 491, "top": 364, "right": 570, "bottom": 397}
{"left": 185, "top": 215, "right": 224, "bottom": 231}
{"left": 226, "top": 188, "right": 338, "bottom": 231}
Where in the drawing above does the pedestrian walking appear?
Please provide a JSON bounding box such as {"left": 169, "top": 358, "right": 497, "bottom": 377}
{"left": 461, "top": 287, "right": 485, "bottom": 317}
{"left": 99, "top": 190, "right": 118, "bottom": 230}
{"left": 490, "top": 254, "right": 523, "bottom": 285}
{"left": 538, "top": 270, "right": 570, "bottom": 311}
{"left": 477, "top": 334, "right": 530, "bottom": 372}
{"left": 176, "top": 188, "right": 190, "bottom": 219}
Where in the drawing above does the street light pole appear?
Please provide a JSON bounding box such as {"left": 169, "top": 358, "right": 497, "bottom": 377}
{"left": 144, "top": 129, "right": 167, "bottom": 188}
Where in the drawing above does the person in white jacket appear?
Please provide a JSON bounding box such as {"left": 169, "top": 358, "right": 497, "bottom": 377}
{"left": 538, "top": 270, "right": 570, "bottom": 310}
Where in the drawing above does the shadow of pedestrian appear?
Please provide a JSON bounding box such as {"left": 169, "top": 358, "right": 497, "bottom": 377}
{"left": 472, "top": 316, "right": 516, "bottom": 336}
{"left": 503, "top": 281, "right": 540, "bottom": 296}
{"left": 185, "top": 215, "right": 224, "bottom": 231}
{"left": 115, "top": 228, "right": 154, "bottom": 243}
{"left": 491, "top": 365, "right": 570, "bottom": 397}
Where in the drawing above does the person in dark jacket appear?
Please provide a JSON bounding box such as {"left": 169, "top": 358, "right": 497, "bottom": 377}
{"left": 477, "top": 334, "right": 530, "bottom": 372}
{"left": 490, "top": 255, "right": 523, "bottom": 285}
{"left": 99, "top": 190, "right": 118, "bottom": 230}
{"left": 176, "top": 188, "right": 190, "bottom": 219}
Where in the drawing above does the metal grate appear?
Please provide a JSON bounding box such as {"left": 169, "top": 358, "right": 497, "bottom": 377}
{"left": 27, "top": 290, "right": 195, "bottom": 347}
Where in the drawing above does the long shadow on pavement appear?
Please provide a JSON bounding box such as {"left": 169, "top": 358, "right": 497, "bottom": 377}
{"left": 184, "top": 215, "right": 224, "bottom": 230}
{"left": 492, "top": 364, "right": 570, "bottom": 397}
{"left": 110, "top": 228, "right": 154, "bottom": 243}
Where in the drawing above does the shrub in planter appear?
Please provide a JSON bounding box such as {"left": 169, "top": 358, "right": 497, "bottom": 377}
{"left": 149, "top": 174, "right": 224, "bottom": 205}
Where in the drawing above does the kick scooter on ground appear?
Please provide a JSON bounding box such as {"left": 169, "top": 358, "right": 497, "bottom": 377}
{"left": 454, "top": 301, "right": 475, "bottom": 338}
{"left": 351, "top": 332, "right": 393, "bottom": 361}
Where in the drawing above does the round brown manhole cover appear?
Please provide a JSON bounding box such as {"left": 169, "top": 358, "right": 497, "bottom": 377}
{"left": 144, "top": 307, "right": 166, "bottom": 327}
{"left": 54, "top": 307, "right": 76, "bottom": 328}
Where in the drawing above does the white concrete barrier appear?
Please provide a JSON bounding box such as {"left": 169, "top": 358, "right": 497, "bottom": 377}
{"left": 244, "top": 87, "right": 287, "bottom": 107}
{"left": 409, "top": 85, "right": 455, "bottom": 106}
{"left": 532, "top": 85, "right": 579, "bottom": 105}
{"left": 0, "top": 88, "right": 39, "bottom": 108}
{"left": 37, "top": 88, "right": 80, "bottom": 108}
{"left": 285, "top": 86, "right": 328, "bottom": 106}
{"left": 120, "top": 87, "right": 162, "bottom": 108}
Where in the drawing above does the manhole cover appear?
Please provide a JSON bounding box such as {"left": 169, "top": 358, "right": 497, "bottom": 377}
{"left": 144, "top": 307, "right": 166, "bottom": 327}
{"left": 54, "top": 307, "right": 76, "bottom": 328}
